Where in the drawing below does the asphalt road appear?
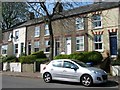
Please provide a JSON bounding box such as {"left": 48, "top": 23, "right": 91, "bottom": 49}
{"left": 2, "top": 75, "right": 119, "bottom": 90}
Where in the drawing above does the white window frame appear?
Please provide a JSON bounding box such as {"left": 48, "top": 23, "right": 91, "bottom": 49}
{"left": 15, "top": 31, "right": 19, "bottom": 40}
{"left": 15, "top": 44, "right": 18, "bottom": 54}
{"left": 1, "top": 45, "right": 8, "bottom": 55}
{"left": 94, "top": 35, "right": 103, "bottom": 52}
{"left": 44, "top": 40, "right": 50, "bottom": 53}
{"left": 92, "top": 14, "right": 102, "bottom": 29}
{"left": 34, "top": 41, "right": 40, "bottom": 52}
{"left": 76, "top": 18, "right": 84, "bottom": 30}
{"left": 76, "top": 36, "right": 84, "bottom": 51}
{"left": 8, "top": 32, "right": 12, "bottom": 41}
{"left": 34, "top": 26, "right": 40, "bottom": 37}
{"left": 44, "top": 24, "right": 50, "bottom": 36}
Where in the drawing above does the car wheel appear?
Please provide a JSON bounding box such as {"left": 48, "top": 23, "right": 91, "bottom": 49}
{"left": 81, "top": 74, "right": 93, "bottom": 87}
{"left": 43, "top": 72, "right": 52, "bottom": 83}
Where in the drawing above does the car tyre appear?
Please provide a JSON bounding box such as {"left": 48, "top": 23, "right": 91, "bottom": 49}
{"left": 81, "top": 74, "right": 93, "bottom": 87}
{"left": 43, "top": 72, "right": 52, "bottom": 83}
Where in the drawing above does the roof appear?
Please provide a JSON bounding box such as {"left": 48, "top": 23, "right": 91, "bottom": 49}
{"left": 3, "top": 2, "right": 120, "bottom": 31}
{"left": 63, "top": 2, "right": 119, "bottom": 17}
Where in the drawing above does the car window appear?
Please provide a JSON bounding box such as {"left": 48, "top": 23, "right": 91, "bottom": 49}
{"left": 74, "top": 60, "right": 89, "bottom": 67}
{"left": 63, "top": 61, "right": 78, "bottom": 69}
{"left": 52, "top": 61, "right": 62, "bottom": 67}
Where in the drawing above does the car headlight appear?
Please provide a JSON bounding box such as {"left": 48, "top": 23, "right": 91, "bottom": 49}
{"left": 91, "top": 70, "right": 98, "bottom": 74}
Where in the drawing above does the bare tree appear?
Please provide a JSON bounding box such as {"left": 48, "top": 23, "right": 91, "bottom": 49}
{"left": 28, "top": 1, "right": 94, "bottom": 60}
{"left": 2, "top": 2, "right": 29, "bottom": 30}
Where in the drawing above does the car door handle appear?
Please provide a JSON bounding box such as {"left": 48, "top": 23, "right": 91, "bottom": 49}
{"left": 51, "top": 69, "right": 53, "bottom": 71}
{"left": 63, "top": 70, "right": 66, "bottom": 72}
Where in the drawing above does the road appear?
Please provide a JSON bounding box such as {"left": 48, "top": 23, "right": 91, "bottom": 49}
{"left": 2, "top": 75, "right": 119, "bottom": 90}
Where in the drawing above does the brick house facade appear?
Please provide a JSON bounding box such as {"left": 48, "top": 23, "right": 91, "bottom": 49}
{"left": 0, "top": 2, "right": 120, "bottom": 58}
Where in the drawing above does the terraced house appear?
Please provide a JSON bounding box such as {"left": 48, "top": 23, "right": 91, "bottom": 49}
{"left": 0, "top": 2, "right": 120, "bottom": 59}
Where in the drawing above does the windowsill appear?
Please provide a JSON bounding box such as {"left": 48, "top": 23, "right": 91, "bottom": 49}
{"left": 94, "top": 49, "right": 104, "bottom": 52}
{"left": 76, "top": 50, "right": 84, "bottom": 52}
{"left": 44, "top": 52, "right": 50, "bottom": 54}
{"left": 76, "top": 28, "right": 84, "bottom": 31}
{"left": 92, "top": 26, "right": 103, "bottom": 30}
{"left": 34, "top": 36, "right": 40, "bottom": 38}
{"left": 44, "top": 35, "right": 50, "bottom": 37}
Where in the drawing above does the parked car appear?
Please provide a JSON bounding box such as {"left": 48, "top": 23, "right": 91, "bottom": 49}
{"left": 42, "top": 59, "right": 108, "bottom": 87}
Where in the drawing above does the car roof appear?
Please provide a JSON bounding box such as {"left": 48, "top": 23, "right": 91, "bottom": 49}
{"left": 52, "top": 59, "right": 72, "bottom": 62}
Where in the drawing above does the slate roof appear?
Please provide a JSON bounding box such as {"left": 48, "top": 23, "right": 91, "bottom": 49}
{"left": 3, "top": 2, "right": 120, "bottom": 31}
{"left": 63, "top": 2, "right": 119, "bottom": 17}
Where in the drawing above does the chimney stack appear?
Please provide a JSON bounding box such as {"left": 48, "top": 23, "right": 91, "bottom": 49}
{"left": 29, "top": 12, "right": 35, "bottom": 20}
{"left": 56, "top": 3, "right": 63, "bottom": 13}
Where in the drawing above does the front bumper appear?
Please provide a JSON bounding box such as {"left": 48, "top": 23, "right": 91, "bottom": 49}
{"left": 93, "top": 74, "right": 108, "bottom": 84}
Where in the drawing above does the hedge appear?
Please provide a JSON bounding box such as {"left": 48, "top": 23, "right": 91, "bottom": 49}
{"left": 19, "top": 55, "right": 36, "bottom": 64}
{"left": 32, "top": 51, "right": 46, "bottom": 59}
{"left": 1, "top": 55, "right": 17, "bottom": 62}
{"left": 54, "top": 54, "right": 69, "bottom": 59}
{"left": 111, "top": 60, "right": 120, "bottom": 66}
{"left": 54, "top": 51, "right": 103, "bottom": 65}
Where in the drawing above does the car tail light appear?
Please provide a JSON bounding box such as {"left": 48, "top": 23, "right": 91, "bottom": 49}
{"left": 43, "top": 67, "right": 46, "bottom": 70}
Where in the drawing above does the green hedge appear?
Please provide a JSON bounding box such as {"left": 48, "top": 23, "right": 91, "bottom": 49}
{"left": 19, "top": 55, "right": 36, "bottom": 64}
{"left": 32, "top": 51, "right": 46, "bottom": 59}
{"left": 69, "top": 52, "right": 85, "bottom": 61}
{"left": 1, "top": 55, "right": 16, "bottom": 62}
{"left": 36, "top": 58, "right": 49, "bottom": 64}
{"left": 83, "top": 51, "right": 103, "bottom": 64}
{"left": 54, "top": 51, "right": 103, "bottom": 65}
{"left": 54, "top": 54, "right": 69, "bottom": 59}
{"left": 111, "top": 60, "right": 120, "bottom": 66}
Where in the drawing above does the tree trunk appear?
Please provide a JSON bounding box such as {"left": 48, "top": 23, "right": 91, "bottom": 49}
{"left": 48, "top": 20, "right": 54, "bottom": 60}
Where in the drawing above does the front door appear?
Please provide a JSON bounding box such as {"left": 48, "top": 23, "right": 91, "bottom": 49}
{"left": 109, "top": 32, "right": 117, "bottom": 56}
{"left": 66, "top": 37, "right": 71, "bottom": 55}
{"left": 28, "top": 42, "right": 31, "bottom": 55}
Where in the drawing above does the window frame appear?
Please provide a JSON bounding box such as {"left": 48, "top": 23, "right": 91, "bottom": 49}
{"left": 75, "top": 17, "right": 84, "bottom": 30}
{"left": 94, "top": 35, "right": 103, "bottom": 52}
{"left": 92, "top": 14, "right": 102, "bottom": 29}
{"left": 44, "top": 24, "right": 50, "bottom": 36}
{"left": 76, "top": 36, "right": 84, "bottom": 51}
{"left": 44, "top": 40, "right": 50, "bottom": 53}
{"left": 15, "top": 44, "right": 18, "bottom": 54}
{"left": 34, "top": 26, "right": 40, "bottom": 37}
{"left": 1, "top": 45, "right": 8, "bottom": 55}
{"left": 34, "top": 41, "right": 40, "bottom": 52}
{"left": 15, "top": 31, "right": 19, "bottom": 40}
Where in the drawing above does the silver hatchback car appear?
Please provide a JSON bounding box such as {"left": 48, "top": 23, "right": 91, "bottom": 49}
{"left": 42, "top": 59, "right": 108, "bottom": 87}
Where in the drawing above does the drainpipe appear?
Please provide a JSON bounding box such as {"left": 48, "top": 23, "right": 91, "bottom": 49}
{"left": 118, "top": 2, "right": 120, "bottom": 57}
{"left": 25, "top": 26, "right": 27, "bottom": 56}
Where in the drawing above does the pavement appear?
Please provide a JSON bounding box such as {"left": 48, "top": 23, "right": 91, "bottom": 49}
{"left": 1, "top": 71, "right": 41, "bottom": 78}
{"left": 1, "top": 71, "right": 120, "bottom": 84}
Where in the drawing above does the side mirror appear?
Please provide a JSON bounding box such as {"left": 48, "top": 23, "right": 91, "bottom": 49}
{"left": 71, "top": 66, "right": 78, "bottom": 71}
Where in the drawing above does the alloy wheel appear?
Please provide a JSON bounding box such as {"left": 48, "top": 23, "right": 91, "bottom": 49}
{"left": 81, "top": 75, "right": 93, "bottom": 87}
{"left": 43, "top": 73, "right": 52, "bottom": 83}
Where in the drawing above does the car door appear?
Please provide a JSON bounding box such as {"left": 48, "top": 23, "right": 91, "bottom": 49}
{"left": 50, "top": 60, "right": 64, "bottom": 78}
{"left": 62, "top": 61, "right": 80, "bottom": 81}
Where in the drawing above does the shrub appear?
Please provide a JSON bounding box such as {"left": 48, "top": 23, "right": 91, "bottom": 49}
{"left": 83, "top": 51, "right": 103, "bottom": 65}
{"left": 2, "top": 55, "right": 16, "bottom": 62}
{"left": 54, "top": 51, "right": 103, "bottom": 65}
{"left": 54, "top": 54, "right": 69, "bottom": 59}
{"left": 36, "top": 58, "right": 49, "bottom": 64}
{"left": 32, "top": 51, "right": 46, "bottom": 59}
{"left": 19, "top": 55, "right": 36, "bottom": 64}
{"left": 111, "top": 60, "right": 120, "bottom": 66}
{"left": 69, "top": 52, "right": 85, "bottom": 61}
